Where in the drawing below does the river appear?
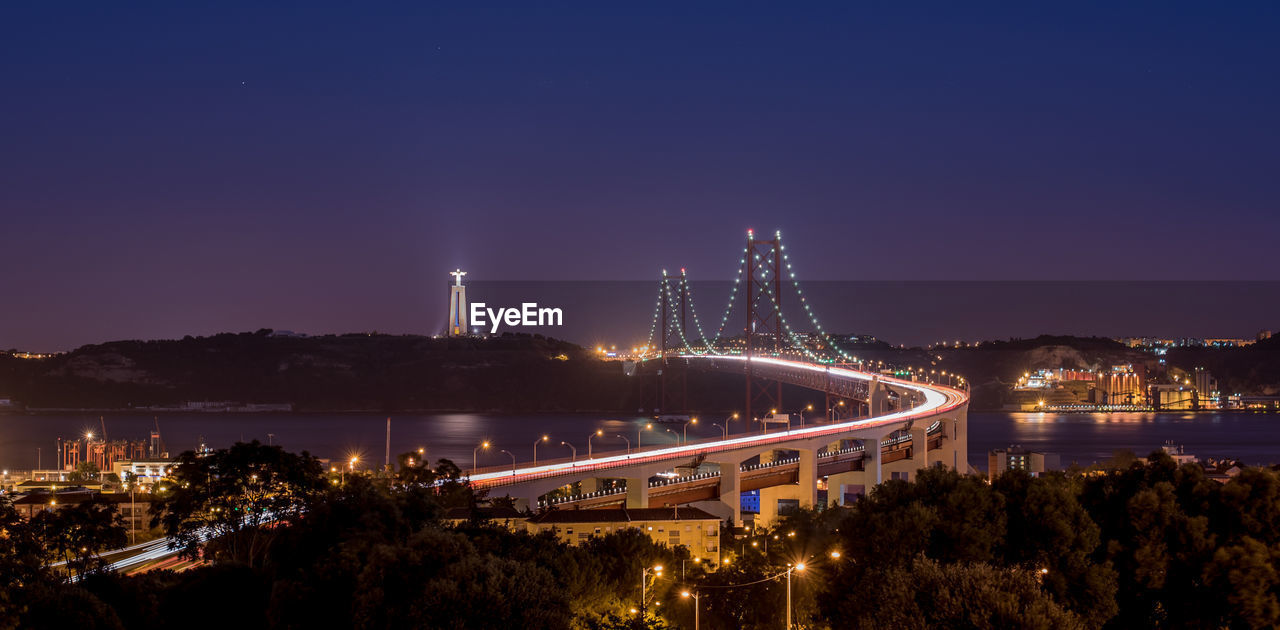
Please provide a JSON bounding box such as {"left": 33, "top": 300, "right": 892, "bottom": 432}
{"left": 2, "top": 411, "right": 1278, "bottom": 473}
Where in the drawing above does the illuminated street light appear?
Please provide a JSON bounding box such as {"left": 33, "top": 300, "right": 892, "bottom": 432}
{"left": 560, "top": 441, "right": 576, "bottom": 462}
{"left": 638, "top": 423, "right": 652, "bottom": 448}
{"left": 640, "top": 564, "right": 663, "bottom": 620}
{"left": 533, "top": 435, "right": 549, "bottom": 465}
{"left": 680, "top": 589, "right": 701, "bottom": 630}
{"left": 616, "top": 434, "right": 632, "bottom": 454}
{"left": 588, "top": 429, "right": 603, "bottom": 459}
{"left": 665, "top": 428, "right": 680, "bottom": 444}
{"left": 786, "top": 562, "right": 806, "bottom": 629}
{"left": 500, "top": 449, "right": 516, "bottom": 475}
{"left": 473, "top": 441, "right": 490, "bottom": 471}
{"left": 683, "top": 417, "right": 698, "bottom": 443}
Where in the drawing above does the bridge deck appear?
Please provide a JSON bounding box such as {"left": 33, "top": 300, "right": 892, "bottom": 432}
{"left": 468, "top": 356, "right": 967, "bottom": 491}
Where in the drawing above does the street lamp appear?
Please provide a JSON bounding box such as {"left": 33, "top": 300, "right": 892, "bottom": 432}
{"left": 500, "top": 449, "right": 516, "bottom": 475}
{"left": 711, "top": 423, "right": 728, "bottom": 440}
{"left": 683, "top": 417, "right": 698, "bottom": 443}
{"left": 665, "top": 428, "right": 680, "bottom": 444}
{"left": 680, "top": 589, "right": 701, "bottom": 630}
{"left": 588, "top": 429, "right": 603, "bottom": 459}
{"left": 561, "top": 441, "right": 577, "bottom": 462}
{"left": 786, "top": 562, "right": 806, "bottom": 630}
{"left": 616, "top": 434, "right": 631, "bottom": 454}
{"left": 640, "top": 564, "right": 663, "bottom": 621}
{"left": 533, "top": 435, "right": 549, "bottom": 466}
{"left": 473, "top": 441, "right": 490, "bottom": 471}
{"left": 638, "top": 423, "right": 652, "bottom": 448}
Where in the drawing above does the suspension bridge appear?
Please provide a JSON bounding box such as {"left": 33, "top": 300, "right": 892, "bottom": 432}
{"left": 469, "top": 229, "right": 970, "bottom": 526}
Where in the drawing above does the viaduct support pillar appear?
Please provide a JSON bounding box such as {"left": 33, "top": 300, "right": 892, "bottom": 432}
{"left": 715, "top": 461, "right": 742, "bottom": 526}
{"left": 863, "top": 430, "right": 890, "bottom": 488}
{"left": 868, "top": 377, "right": 886, "bottom": 417}
{"left": 910, "top": 424, "right": 930, "bottom": 480}
{"left": 757, "top": 449, "right": 816, "bottom": 528}
{"left": 625, "top": 477, "right": 650, "bottom": 508}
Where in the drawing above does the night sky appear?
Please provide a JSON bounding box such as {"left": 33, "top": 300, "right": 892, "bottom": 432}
{"left": 3, "top": 2, "right": 1278, "bottom": 350}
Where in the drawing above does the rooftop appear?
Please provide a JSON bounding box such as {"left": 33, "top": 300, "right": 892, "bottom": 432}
{"left": 528, "top": 506, "right": 719, "bottom": 524}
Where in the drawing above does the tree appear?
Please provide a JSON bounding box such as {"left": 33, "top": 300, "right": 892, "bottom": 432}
{"left": 33, "top": 498, "right": 127, "bottom": 578}
{"left": 68, "top": 460, "right": 101, "bottom": 484}
{"left": 152, "top": 440, "right": 325, "bottom": 567}
{"left": 993, "top": 471, "right": 1118, "bottom": 627}
{"left": 829, "top": 556, "right": 1085, "bottom": 630}
{"left": 0, "top": 497, "right": 48, "bottom": 629}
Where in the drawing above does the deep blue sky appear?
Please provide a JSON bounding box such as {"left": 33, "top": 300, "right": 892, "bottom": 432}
{"left": 3, "top": 2, "right": 1278, "bottom": 350}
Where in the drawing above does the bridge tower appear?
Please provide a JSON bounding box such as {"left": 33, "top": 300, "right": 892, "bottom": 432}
{"left": 743, "top": 229, "right": 783, "bottom": 424}
{"left": 658, "top": 269, "right": 689, "bottom": 412}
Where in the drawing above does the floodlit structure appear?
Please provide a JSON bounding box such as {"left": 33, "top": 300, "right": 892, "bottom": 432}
{"left": 448, "top": 268, "right": 469, "bottom": 335}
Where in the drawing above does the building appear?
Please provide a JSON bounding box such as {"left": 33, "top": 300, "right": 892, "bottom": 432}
{"left": 1150, "top": 383, "right": 1197, "bottom": 410}
{"left": 526, "top": 507, "right": 722, "bottom": 566}
{"left": 111, "top": 459, "right": 175, "bottom": 487}
{"left": 988, "top": 446, "right": 1060, "bottom": 477}
{"left": 10, "top": 489, "right": 158, "bottom": 533}
{"left": 1095, "top": 365, "right": 1143, "bottom": 407}
{"left": 448, "top": 269, "right": 468, "bottom": 336}
{"left": 1159, "top": 443, "right": 1198, "bottom": 465}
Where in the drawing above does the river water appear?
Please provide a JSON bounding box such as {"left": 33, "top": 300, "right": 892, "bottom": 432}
{"left": 2, "top": 411, "right": 1277, "bottom": 473}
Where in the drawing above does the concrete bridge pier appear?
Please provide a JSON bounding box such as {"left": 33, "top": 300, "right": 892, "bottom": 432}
{"left": 909, "top": 423, "right": 930, "bottom": 480}
{"left": 711, "top": 460, "right": 742, "bottom": 526}
{"left": 867, "top": 377, "right": 886, "bottom": 416}
{"left": 756, "top": 449, "right": 816, "bottom": 528}
{"left": 625, "top": 476, "right": 650, "bottom": 508}
{"left": 929, "top": 411, "right": 969, "bottom": 473}
{"left": 826, "top": 469, "right": 865, "bottom": 507}
{"left": 861, "top": 429, "right": 892, "bottom": 488}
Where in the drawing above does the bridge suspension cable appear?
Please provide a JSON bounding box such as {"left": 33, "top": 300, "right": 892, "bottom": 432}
{"left": 661, "top": 269, "right": 707, "bottom": 356}
{"left": 642, "top": 280, "right": 663, "bottom": 356}
{"left": 774, "top": 230, "right": 860, "bottom": 364}
{"left": 678, "top": 269, "right": 718, "bottom": 354}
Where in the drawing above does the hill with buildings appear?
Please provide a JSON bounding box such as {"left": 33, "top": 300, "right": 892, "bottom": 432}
{"left": 4, "top": 332, "right": 1279, "bottom": 413}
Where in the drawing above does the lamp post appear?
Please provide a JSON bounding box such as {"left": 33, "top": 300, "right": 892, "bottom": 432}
{"left": 803, "top": 404, "right": 814, "bottom": 427}
{"left": 665, "top": 428, "right": 680, "bottom": 444}
{"left": 473, "top": 441, "right": 490, "bottom": 471}
{"left": 683, "top": 417, "right": 698, "bottom": 443}
{"left": 616, "top": 434, "right": 631, "bottom": 454}
{"left": 711, "top": 423, "right": 728, "bottom": 440}
{"left": 680, "top": 589, "right": 701, "bottom": 630}
{"left": 533, "top": 435, "right": 548, "bottom": 466}
{"left": 587, "top": 429, "right": 603, "bottom": 459}
{"left": 560, "top": 441, "right": 577, "bottom": 462}
{"left": 640, "top": 564, "right": 663, "bottom": 622}
{"left": 638, "top": 423, "right": 652, "bottom": 448}
{"left": 500, "top": 449, "right": 516, "bottom": 475}
{"left": 786, "top": 562, "right": 806, "bottom": 630}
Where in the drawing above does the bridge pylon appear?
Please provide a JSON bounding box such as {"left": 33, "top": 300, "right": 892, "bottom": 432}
{"left": 743, "top": 229, "right": 783, "bottom": 425}
{"left": 657, "top": 269, "right": 690, "bottom": 412}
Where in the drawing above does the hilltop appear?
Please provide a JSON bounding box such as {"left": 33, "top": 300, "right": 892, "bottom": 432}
{"left": 0, "top": 331, "right": 633, "bottom": 412}
{"left": 4, "top": 332, "right": 1279, "bottom": 413}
